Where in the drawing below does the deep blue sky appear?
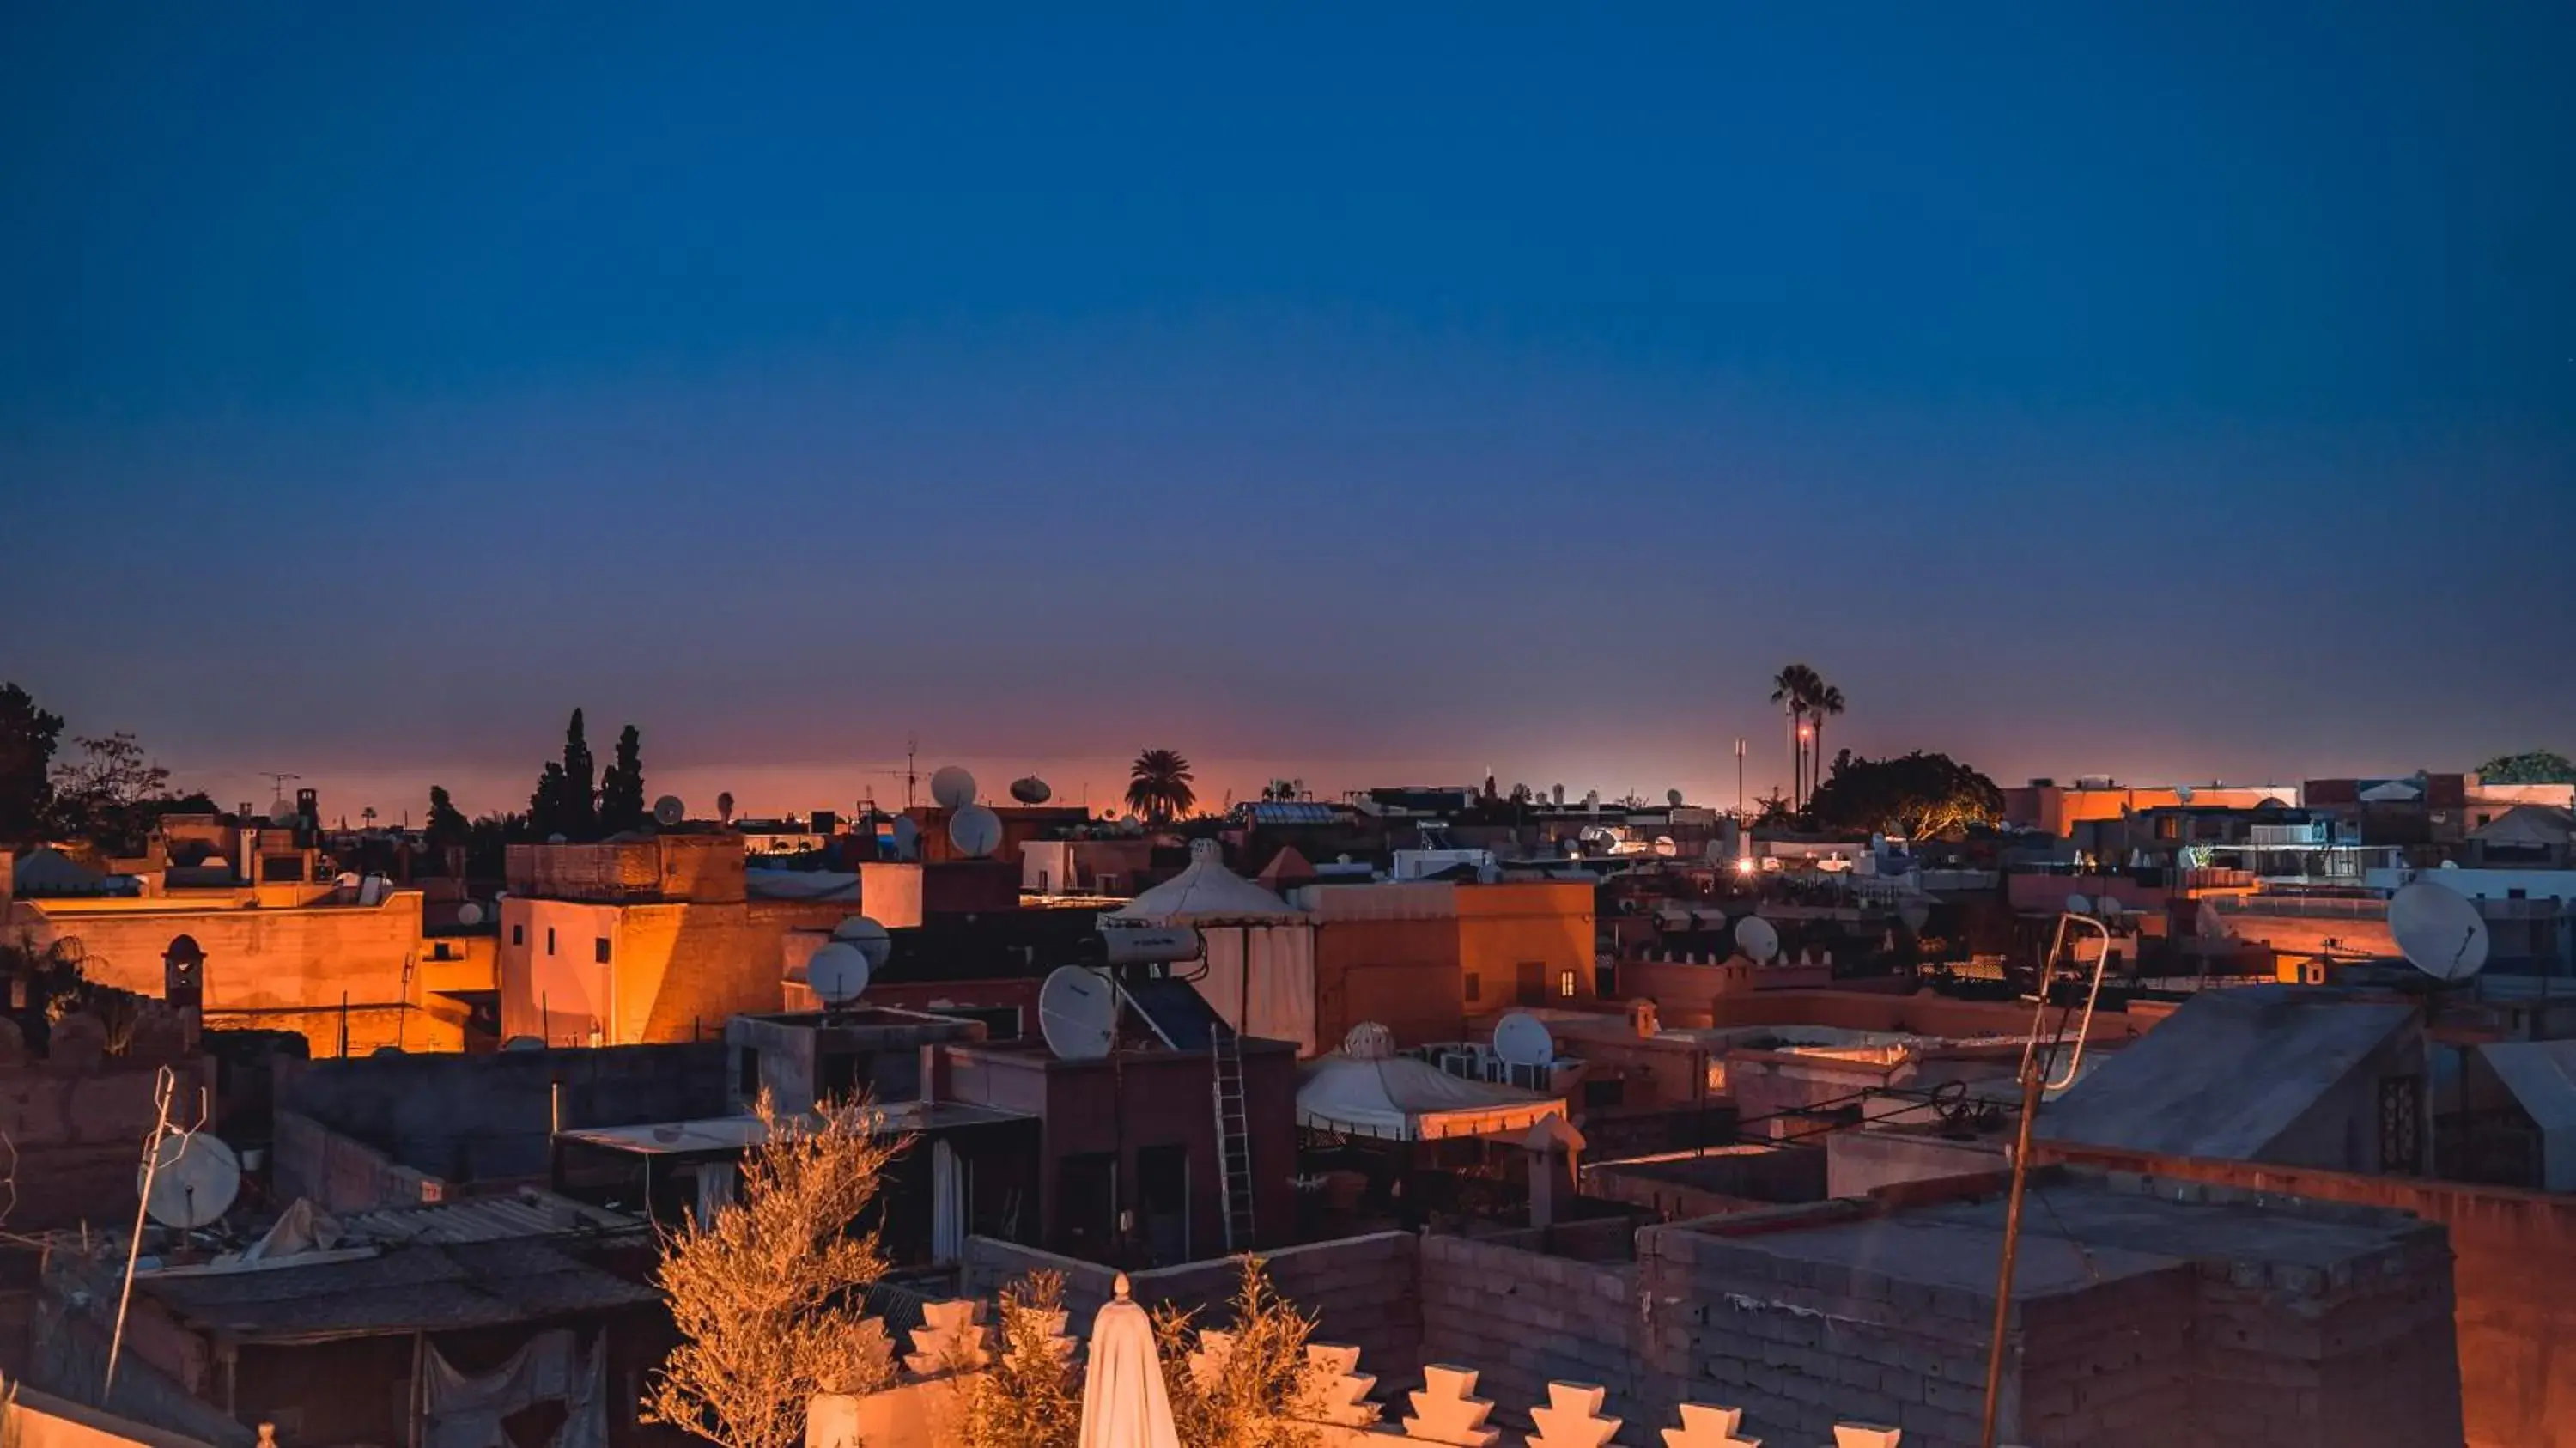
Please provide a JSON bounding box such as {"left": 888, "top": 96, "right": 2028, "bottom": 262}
{"left": 5, "top": 4, "right": 2573, "bottom": 819}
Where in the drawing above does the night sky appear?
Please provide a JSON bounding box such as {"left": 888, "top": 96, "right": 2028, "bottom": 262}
{"left": 5, "top": 5, "right": 2572, "bottom": 821}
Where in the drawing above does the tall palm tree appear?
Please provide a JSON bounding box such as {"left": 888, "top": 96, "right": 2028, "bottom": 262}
{"left": 1125, "top": 749, "right": 1197, "bottom": 824}
{"left": 1770, "top": 664, "right": 1825, "bottom": 808}
{"left": 1807, "top": 682, "right": 1845, "bottom": 799}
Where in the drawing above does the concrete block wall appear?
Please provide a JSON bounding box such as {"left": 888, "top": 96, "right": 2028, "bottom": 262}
{"left": 2014, "top": 1267, "right": 2199, "bottom": 1446}
{"left": 1418, "top": 1232, "right": 1644, "bottom": 1432}
{"left": 2189, "top": 1232, "right": 2462, "bottom": 1448}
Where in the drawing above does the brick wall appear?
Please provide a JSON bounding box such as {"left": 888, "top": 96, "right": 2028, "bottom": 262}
{"left": 271, "top": 1109, "right": 445, "bottom": 1210}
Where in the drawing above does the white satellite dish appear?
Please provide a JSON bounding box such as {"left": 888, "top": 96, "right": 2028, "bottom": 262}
{"left": 1654, "top": 835, "right": 1679, "bottom": 857}
{"left": 267, "top": 800, "right": 298, "bottom": 826}
{"left": 547, "top": 833, "right": 568, "bottom": 845}
{"left": 1492, "top": 1012, "right": 1555, "bottom": 1069}
{"left": 890, "top": 817, "right": 920, "bottom": 858}
{"left": 653, "top": 795, "right": 686, "bottom": 827}
{"left": 1666, "top": 788, "right": 1685, "bottom": 808}
{"left": 502, "top": 1035, "right": 547, "bottom": 1052}
{"left": 2439, "top": 859, "right": 2460, "bottom": 871}
{"left": 455, "top": 902, "right": 484, "bottom": 927}
{"left": 1037, "top": 966, "right": 1119, "bottom": 1061}
{"left": 829, "top": 915, "right": 892, "bottom": 967}
{"left": 2389, "top": 880, "right": 2490, "bottom": 983}
{"left": 1010, "top": 776, "right": 1053, "bottom": 805}
{"left": 1733, "top": 916, "right": 1781, "bottom": 964}
{"left": 806, "top": 942, "right": 873, "bottom": 1007}
{"left": 948, "top": 805, "right": 1004, "bottom": 858}
{"left": 142, "top": 1133, "right": 241, "bottom": 1230}
{"left": 2098, "top": 893, "right": 2126, "bottom": 917}
{"left": 2065, "top": 893, "right": 2093, "bottom": 916}
{"left": 930, "top": 766, "right": 977, "bottom": 811}
{"left": 2176, "top": 785, "right": 2195, "bottom": 804}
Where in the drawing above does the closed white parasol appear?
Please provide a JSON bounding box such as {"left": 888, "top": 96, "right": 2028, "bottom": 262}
{"left": 1078, "top": 1273, "right": 1181, "bottom": 1448}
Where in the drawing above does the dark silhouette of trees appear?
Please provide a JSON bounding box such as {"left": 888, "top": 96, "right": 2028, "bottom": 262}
{"left": 1804, "top": 749, "right": 2004, "bottom": 840}
{"left": 2477, "top": 751, "right": 2575, "bottom": 785}
{"left": 1126, "top": 749, "right": 1197, "bottom": 824}
{"left": 599, "top": 724, "right": 647, "bottom": 834}
{"left": 51, "top": 732, "right": 187, "bottom": 855}
{"left": 0, "top": 682, "right": 64, "bottom": 843}
{"left": 530, "top": 709, "right": 601, "bottom": 840}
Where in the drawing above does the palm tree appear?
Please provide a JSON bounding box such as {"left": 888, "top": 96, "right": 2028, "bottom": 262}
{"left": 1125, "top": 749, "right": 1197, "bottom": 824}
{"left": 1807, "top": 682, "right": 1845, "bottom": 800}
{"left": 1770, "top": 664, "right": 1825, "bottom": 808}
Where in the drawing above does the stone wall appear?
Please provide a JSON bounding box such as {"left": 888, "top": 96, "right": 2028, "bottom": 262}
{"left": 0, "top": 1018, "right": 216, "bottom": 1230}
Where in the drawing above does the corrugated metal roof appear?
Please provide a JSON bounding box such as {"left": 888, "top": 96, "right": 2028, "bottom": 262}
{"left": 337, "top": 1190, "right": 641, "bottom": 1246}
{"left": 138, "top": 1239, "right": 659, "bottom": 1344}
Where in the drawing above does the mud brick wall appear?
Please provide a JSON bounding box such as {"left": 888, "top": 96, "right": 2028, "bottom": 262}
{"left": 1418, "top": 1232, "right": 1645, "bottom": 1432}
{"left": 2014, "top": 1269, "right": 2200, "bottom": 1446}
{"left": 2189, "top": 1232, "right": 2463, "bottom": 1448}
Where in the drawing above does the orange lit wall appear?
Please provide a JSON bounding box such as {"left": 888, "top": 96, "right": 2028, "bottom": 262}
{"left": 1457, "top": 881, "right": 1596, "bottom": 1012}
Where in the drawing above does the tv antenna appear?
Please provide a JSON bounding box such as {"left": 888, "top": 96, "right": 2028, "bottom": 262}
{"left": 260, "top": 772, "right": 302, "bottom": 806}
{"left": 1980, "top": 908, "right": 2114, "bottom": 1447}
{"left": 857, "top": 736, "right": 923, "bottom": 812}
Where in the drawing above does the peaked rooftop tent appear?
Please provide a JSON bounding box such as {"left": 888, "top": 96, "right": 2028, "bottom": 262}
{"left": 1106, "top": 841, "right": 1317, "bottom": 1055}
{"left": 1296, "top": 1025, "right": 1565, "bottom": 1141}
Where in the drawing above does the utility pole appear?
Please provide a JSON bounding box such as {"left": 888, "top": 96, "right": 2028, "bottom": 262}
{"left": 1735, "top": 738, "right": 1747, "bottom": 818}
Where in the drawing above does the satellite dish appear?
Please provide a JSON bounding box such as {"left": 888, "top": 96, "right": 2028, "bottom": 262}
{"left": 267, "top": 800, "right": 298, "bottom": 826}
{"left": 2175, "top": 785, "right": 2195, "bottom": 803}
{"left": 1733, "top": 916, "right": 1781, "bottom": 964}
{"left": 2065, "top": 893, "right": 2093, "bottom": 916}
{"left": 2098, "top": 893, "right": 2126, "bottom": 916}
{"left": 930, "top": 766, "right": 977, "bottom": 811}
{"left": 1010, "top": 776, "right": 1053, "bottom": 805}
{"left": 830, "top": 915, "right": 892, "bottom": 967}
{"left": 502, "top": 1035, "right": 547, "bottom": 1052}
{"left": 806, "top": 942, "right": 873, "bottom": 1007}
{"left": 1037, "top": 966, "right": 1118, "bottom": 1061}
{"left": 372, "top": 1044, "right": 404, "bottom": 1056}
{"left": 890, "top": 817, "right": 920, "bottom": 858}
{"left": 1492, "top": 1012, "right": 1555, "bottom": 1069}
{"left": 2439, "top": 859, "right": 2460, "bottom": 871}
{"left": 2389, "top": 880, "right": 2490, "bottom": 983}
{"left": 1654, "top": 835, "right": 1679, "bottom": 857}
{"left": 142, "top": 1133, "right": 241, "bottom": 1230}
{"left": 948, "top": 805, "right": 1004, "bottom": 858}
{"left": 653, "top": 795, "right": 686, "bottom": 827}
{"left": 1666, "top": 788, "right": 1686, "bottom": 808}
{"left": 455, "top": 902, "right": 484, "bottom": 927}
{"left": 546, "top": 833, "right": 568, "bottom": 845}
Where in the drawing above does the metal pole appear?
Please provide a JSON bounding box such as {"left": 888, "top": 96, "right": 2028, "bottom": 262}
{"left": 107, "top": 1068, "right": 179, "bottom": 1396}
{"left": 1979, "top": 1062, "right": 2046, "bottom": 1447}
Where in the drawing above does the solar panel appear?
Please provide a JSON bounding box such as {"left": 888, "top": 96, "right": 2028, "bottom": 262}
{"left": 1118, "top": 975, "right": 1226, "bottom": 1052}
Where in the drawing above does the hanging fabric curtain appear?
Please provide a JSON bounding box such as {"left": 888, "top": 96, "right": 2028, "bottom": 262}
{"left": 423, "top": 1329, "right": 608, "bottom": 1448}
{"left": 931, "top": 1139, "right": 965, "bottom": 1263}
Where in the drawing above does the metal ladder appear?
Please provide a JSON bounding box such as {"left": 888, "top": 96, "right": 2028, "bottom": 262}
{"left": 1212, "top": 1024, "right": 1257, "bottom": 1252}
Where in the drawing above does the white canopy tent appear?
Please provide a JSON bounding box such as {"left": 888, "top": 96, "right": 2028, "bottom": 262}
{"left": 1106, "top": 841, "right": 1317, "bottom": 1056}
{"left": 1297, "top": 1025, "right": 1567, "bottom": 1141}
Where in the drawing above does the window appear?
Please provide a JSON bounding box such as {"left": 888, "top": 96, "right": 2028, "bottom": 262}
{"left": 546, "top": 927, "right": 556, "bottom": 956}
{"left": 594, "top": 937, "right": 611, "bottom": 964}
{"left": 1583, "top": 1078, "right": 1626, "bottom": 1110}
{"left": 737, "top": 1047, "right": 760, "bottom": 1102}
{"left": 1558, "top": 969, "right": 1578, "bottom": 999}
{"left": 512, "top": 924, "right": 525, "bottom": 946}
{"left": 1595, "top": 964, "right": 1618, "bottom": 998}
{"left": 1463, "top": 972, "right": 1481, "bottom": 1002}
{"left": 1515, "top": 962, "right": 1545, "bottom": 1007}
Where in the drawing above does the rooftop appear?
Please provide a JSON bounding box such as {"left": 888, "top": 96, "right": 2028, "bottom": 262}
{"left": 556, "top": 1099, "right": 1031, "bottom": 1156}
{"left": 136, "top": 1238, "right": 659, "bottom": 1346}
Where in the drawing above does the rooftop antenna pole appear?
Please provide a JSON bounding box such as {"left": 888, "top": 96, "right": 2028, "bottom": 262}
{"left": 106, "top": 1067, "right": 179, "bottom": 1396}
{"left": 1735, "top": 738, "right": 1747, "bottom": 819}
{"left": 261, "top": 772, "right": 302, "bottom": 806}
{"left": 906, "top": 734, "right": 919, "bottom": 812}
{"left": 1979, "top": 910, "right": 2112, "bottom": 1448}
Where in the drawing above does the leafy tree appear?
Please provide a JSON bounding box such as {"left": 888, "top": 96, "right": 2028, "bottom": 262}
{"left": 1152, "top": 1256, "right": 1331, "bottom": 1448}
{"left": 598, "top": 724, "right": 647, "bottom": 834}
{"left": 425, "top": 786, "right": 471, "bottom": 850}
{"left": 646, "top": 1092, "right": 903, "bottom": 1448}
{"left": 49, "top": 732, "right": 181, "bottom": 854}
{"left": 951, "top": 1269, "right": 1080, "bottom": 1448}
{"left": 2477, "top": 751, "right": 2575, "bottom": 785}
{"left": 0, "top": 683, "right": 64, "bottom": 843}
{"left": 1751, "top": 788, "right": 1795, "bottom": 826}
{"left": 465, "top": 812, "right": 525, "bottom": 878}
{"left": 1126, "top": 748, "right": 1198, "bottom": 824}
{"left": 1808, "top": 680, "right": 1846, "bottom": 789}
{"left": 1804, "top": 749, "right": 2005, "bottom": 840}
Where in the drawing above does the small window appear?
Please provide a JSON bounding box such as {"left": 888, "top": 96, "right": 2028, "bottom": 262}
{"left": 511, "top": 924, "right": 525, "bottom": 946}
{"left": 546, "top": 927, "right": 556, "bottom": 956}
{"left": 594, "top": 937, "right": 611, "bottom": 964}
{"left": 1583, "top": 1078, "right": 1626, "bottom": 1110}
{"left": 1463, "top": 972, "right": 1481, "bottom": 1002}
{"left": 1595, "top": 964, "right": 1618, "bottom": 997}
{"left": 1558, "top": 969, "right": 1578, "bottom": 998}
